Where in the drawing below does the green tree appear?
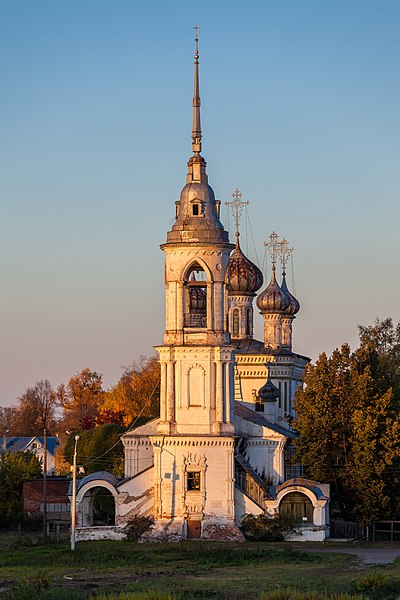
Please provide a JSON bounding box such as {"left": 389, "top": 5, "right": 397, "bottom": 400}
{"left": 0, "top": 451, "right": 42, "bottom": 524}
{"left": 64, "top": 423, "right": 125, "bottom": 477}
{"left": 294, "top": 322, "right": 400, "bottom": 523}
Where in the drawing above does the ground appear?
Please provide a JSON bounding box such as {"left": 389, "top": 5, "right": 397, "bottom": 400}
{"left": 1, "top": 533, "right": 400, "bottom": 599}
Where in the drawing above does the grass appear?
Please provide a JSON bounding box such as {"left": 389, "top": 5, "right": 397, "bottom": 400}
{"left": 1, "top": 535, "right": 400, "bottom": 600}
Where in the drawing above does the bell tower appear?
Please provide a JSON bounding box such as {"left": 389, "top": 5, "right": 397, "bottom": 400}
{"left": 148, "top": 33, "right": 243, "bottom": 541}
{"left": 156, "top": 31, "right": 235, "bottom": 437}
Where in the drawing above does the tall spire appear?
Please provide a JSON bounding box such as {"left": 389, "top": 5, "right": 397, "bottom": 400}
{"left": 192, "top": 26, "right": 202, "bottom": 155}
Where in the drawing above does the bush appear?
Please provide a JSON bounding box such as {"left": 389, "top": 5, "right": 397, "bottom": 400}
{"left": 240, "top": 512, "right": 297, "bottom": 541}
{"left": 124, "top": 514, "right": 154, "bottom": 541}
{"left": 352, "top": 571, "right": 386, "bottom": 592}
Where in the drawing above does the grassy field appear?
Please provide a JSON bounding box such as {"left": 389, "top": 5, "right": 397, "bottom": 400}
{"left": 1, "top": 534, "right": 400, "bottom": 600}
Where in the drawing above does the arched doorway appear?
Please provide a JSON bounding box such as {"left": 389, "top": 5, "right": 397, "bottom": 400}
{"left": 81, "top": 486, "right": 116, "bottom": 527}
{"left": 280, "top": 492, "right": 313, "bottom": 524}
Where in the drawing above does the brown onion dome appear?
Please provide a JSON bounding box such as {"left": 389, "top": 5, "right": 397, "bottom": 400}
{"left": 281, "top": 272, "right": 300, "bottom": 316}
{"left": 258, "top": 367, "right": 280, "bottom": 403}
{"left": 256, "top": 267, "right": 289, "bottom": 313}
{"left": 228, "top": 235, "right": 263, "bottom": 294}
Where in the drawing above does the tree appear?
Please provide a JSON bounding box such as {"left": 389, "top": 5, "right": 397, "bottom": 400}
{"left": 0, "top": 406, "right": 17, "bottom": 437}
{"left": 358, "top": 317, "right": 400, "bottom": 400}
{"left": 0, "top": 451, "right": 42, "bottom": 524}
{"left": 100, "top": 356, "right": 160, "bottom": 427}
{"left": 58, "top": 369, "right": 104, "bottom": 431}
{"left": 294, "top": 322, "right": 400, "bottom": 523}
{"left": 63, "top": 423, "right": 125, "bottom": 477}
{"left": 12, "top": 380, "right": 58, "bottom": 436}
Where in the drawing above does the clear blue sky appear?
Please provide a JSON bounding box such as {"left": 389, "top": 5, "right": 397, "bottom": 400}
{"left": 1, "top": 0, "right": 399, "bottom": 406}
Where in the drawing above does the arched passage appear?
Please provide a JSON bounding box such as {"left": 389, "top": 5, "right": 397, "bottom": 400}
{"left": 81, "top": 486, "right": 116, "bottom": 527}
{"left": 280, "top": 492, "right": 314, "bottom": 524}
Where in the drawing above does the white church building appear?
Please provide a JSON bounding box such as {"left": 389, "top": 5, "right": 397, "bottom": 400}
{"left": 73, "top": 38, "right": 330, "bottom": 542}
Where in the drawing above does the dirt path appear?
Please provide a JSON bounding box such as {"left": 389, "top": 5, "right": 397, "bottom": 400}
{"left": 303, "top": 547, "right": 400, "bottom": 565}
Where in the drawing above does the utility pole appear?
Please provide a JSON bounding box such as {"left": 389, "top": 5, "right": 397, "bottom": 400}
{"left": 43, "top": 428, "right": 47, "bottom": 544}
{"left": 71, "top": 435, "right": 80, "bottom": 551}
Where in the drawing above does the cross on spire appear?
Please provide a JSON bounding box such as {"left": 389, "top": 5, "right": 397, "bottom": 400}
{"left": 225, "top": 188, "right": 250, "bottom": 239}
{"left": 192, "top": 25, "right": 202, "bottom": 155}
{"left": 264, "top": 231, "right": 280, "bottom": 268}
{"left": 277, "top": 238, "right": 294, "bottom": 274}
{"left": 193, "top": 25, "right": 200, "bottom": 57}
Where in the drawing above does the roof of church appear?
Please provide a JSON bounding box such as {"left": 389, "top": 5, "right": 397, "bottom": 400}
{"left": 234, "top": 401, "right": 296, "bottom": 439}
{"left": 232, "top": 337, "right": 310, "bottom": 362}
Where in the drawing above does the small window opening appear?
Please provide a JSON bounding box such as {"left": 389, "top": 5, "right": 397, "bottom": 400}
{"left": 232, "top": 309, "right": 239, "bottom": 337}
{"left": 192, "top": 204, "right": 199, "bottom": 216}
{"left": 246, "top": 309, "right": 252, "bottom": 336}
{"left": 187, "top": 471, "right": 201, "bottom": 491}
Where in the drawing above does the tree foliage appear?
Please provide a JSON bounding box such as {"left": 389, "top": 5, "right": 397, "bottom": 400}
{"left": 12, "top": 380, "right": 58, "bottom": 436}
{"left": 57, "top": 368, "right": 104, "bottom": 431}
{"left": 294, "top": 318, "right": 400, "bottom": 523}
{"left": 0, "top": 406, "right": 17, "bottom": 436}
{"left": 64, "top": 423, "right": 125, "bottom": 477}
{"left": 0, "top": 451, "right": 42, "bottom": 524}
{"left": 100, "top": 356, "right": 160, "bottom": 427}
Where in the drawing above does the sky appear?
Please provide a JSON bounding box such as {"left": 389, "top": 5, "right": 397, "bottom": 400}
{"left": 1, "top": 0, "right": 399, "bottom": 406}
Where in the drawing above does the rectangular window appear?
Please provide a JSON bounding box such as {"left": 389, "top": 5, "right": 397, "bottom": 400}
{"left": 192, "top": 204, "right": 199, "bottom": 216}
{"left": 187, "top": 471, "right": 201, "bottom": 491}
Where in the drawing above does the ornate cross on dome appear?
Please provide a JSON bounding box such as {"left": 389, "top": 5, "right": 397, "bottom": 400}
{"left": 264, "top": 230, "right": 280, "bottom": 268}
{"left": 193, "top": 25, "right": 200, "bottom": 55}
{"left": 225, "top": 188, "right": 250, "bottom": 238}
{"left": 277, "top": 238, "right": 294, "bottom": 274}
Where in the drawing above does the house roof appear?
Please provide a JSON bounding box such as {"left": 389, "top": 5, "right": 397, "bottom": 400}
{"left": 234, "top": 401, "right": 297, "bottom": 439}
{"left": 2, "top": 436, "right": 59, "bottom": 455}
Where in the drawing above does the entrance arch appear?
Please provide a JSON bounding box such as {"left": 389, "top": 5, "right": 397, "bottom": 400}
{"left": 280, "top": 492, "right": 314, "bottom": 524}
{"left": 81, "top": 486, "right": 116, "bottom": 527}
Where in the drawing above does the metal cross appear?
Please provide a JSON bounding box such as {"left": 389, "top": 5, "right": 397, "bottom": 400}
{"left": 193, "top": 25, "right": 200, "bottom": 54}
{"left": 225, "top": 188, "right": 250, "bottom": 237}
{"left": 264, "top": 230, "right": 280, "bottom": 267}
{"left": 277, "top": 238, "right": 294, "bottom": 273}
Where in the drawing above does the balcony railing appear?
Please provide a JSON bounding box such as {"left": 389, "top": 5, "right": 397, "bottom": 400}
{"left": 184, "top": 314, "right": 206, "bottom": 328}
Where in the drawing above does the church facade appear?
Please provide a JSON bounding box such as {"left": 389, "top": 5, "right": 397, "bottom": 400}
{"left": 73, "top": 38, "right": 330, "bottom": 543}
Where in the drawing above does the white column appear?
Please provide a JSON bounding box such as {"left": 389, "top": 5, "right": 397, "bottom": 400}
{"left": 215, "top": 360, "right": 223, "bottom": 423}
{"left": 225, "top": 360, "right": 234, "bottom": 424}
{"left": 214, "top": 281, "right": 224, "bottom": 332}
{"left": 160, "top": 362, "right": 167, "bottom": 422}
{"left": 167, "top": 361, "right": 175, "bottom": 423}
{"left": 207, "top": 283, "right": 213, "bottom": 330}
{"left": 176, "top": 282, "right": 184, "bottom": 331}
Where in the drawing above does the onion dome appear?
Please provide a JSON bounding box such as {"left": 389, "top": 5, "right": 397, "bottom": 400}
{"left": 228, "top": 235, "right": 263, "bottom": 294}
{"left": 281, "top": 272, "right": 300, "bottom": 316}
{"left": 258, "top": 367, "right": 280, "bottom": 403}
{"left": 256, "top": 267, "right": 289, "bottom": 313}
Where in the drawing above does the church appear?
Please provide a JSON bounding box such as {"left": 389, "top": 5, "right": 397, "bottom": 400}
{"left": 73, "top": 37, "right": 330, "bottom": 542}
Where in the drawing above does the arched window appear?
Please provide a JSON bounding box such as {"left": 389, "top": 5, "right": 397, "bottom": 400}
{"left": 280, "top": 492, "right": 313, "bottom": 524}
{"left": 232, "top": 309, "right": 239, "bottom": 337}
{"left": 246, "top": 308, "right": 252, "bottom": 336}
{"left": 184, "top": 264, "right": 207, "bottom": 328}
